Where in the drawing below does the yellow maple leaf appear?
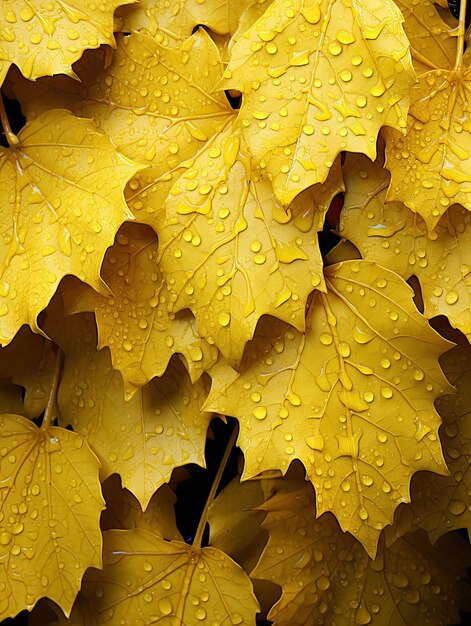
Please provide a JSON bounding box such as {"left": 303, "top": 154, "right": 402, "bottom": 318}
{"left": 205, "top": 260, "right": 451, "bottom": 556}
{"left": 340, "top": 150, "right": 471, "bottom": 341}
{"left": 0, "top": 109, "right": 143, "bottom": 344}
{"left": 223, "top": 0, "right": 415, "bottom": 205}
{"left": 0, "top": 0, "right": 131, "bottom": 85}
{"left": 387, "top": 341, "right": 471, "bottom": 546}
{"left": 116, "top": 0, "right": 258, "bottom": 39}
{"left": 252, "top": 481, "right": 471, "bottom": 626}
{"left": 0, "top": 415, "right": 104, "bottom": 619}
{"left": 13, "top": 29, "right": 233, "bottom": 217}
{"left": 384, "top": 38, "right": 471, "bottom": 229}
{"left": 394, "top": 0, "right": 456, "bottom": 74}
{"left": 158, "top": 121, "right": 342, "bottom": 363}
{"left": 61, "top": 223, "right": 217, "bottom": 398}
{"left": 101, "top": 474, "right": 183, "bottom": 540}
{"left": 56, "top": 313, "right": 212, "bottom": 510}
{"left": 59, "top": 527, "right": 259, "bottom": 625}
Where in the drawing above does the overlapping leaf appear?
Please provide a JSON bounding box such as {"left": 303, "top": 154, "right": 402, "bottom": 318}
{"left": 0, "top": 0, "right": 130, "bottom": 85}
{"left": 158, "top": 122, "right": 342, "bottom": 362}
{"left": 101, "top": 474, "right": 183, "bottom": 540}
{"left": 62, "top": 222, "right": 217, "bottom": 398}
{"left": 0, "top": 416, "right": 104, "bottom": 619}
{"left": 252, "top": 482, "right": 471, "bottom": 626}
{"left": 384, "top": 49, "right": 471, "bottom": 229}
{"left": 387, "top": 341, "right": 471, "bottom": 545}
{"left": 223, "top": 0, "right": 415, "bottom": 204}
{"left": 340, "top": 151, "right": 471, "bottom": 340}
{"left": 394, "top": 0, "right": 456, "bottom": 73}
{"left": 63, "top": 528, "right": 259, "bottom": 625}
{"left": 56, "top": 314, "right": 212, "bottom": 510}
{"left": 13, "top": 29, "right": 233, "bottom": 217}
{"left": 116, "top": 0, "right": 258, "bottom": 39}
{"left": 0, "top": 327, "right": 55, "bottom": 417}
{"left": 0, "top": 110, "right": 142, "bottom": 344}
{"left": 205, "top": 260, "right": 451, "bottom": 555}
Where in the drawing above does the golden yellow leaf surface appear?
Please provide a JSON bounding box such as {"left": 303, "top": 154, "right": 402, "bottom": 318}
{"left": 340, "top": 151, "right": 471, "bottom": 340}
{"left": 0, "top": 415, "right": 104, "bottom": 619}
{"left": 384, "top": 50, "right": 471, "bottom": 230}
{"left": 252, "top": 482, "right": 471, "bottom": 626}
{"left": 116, "top": 0, "right": 257, "bottom": 38}
{"left": 205, "top": 260, "right": 451, "bottom": 556}
{"left": 0, "top": 0, "right": 130, "bottom": 85}
{"left": 395, "top": 0, "right": 456, "bottom": 73}
{"left": 0, "top": 110, "right": 143, "bottom": 345}
{"left": 387, "top": 341, "right": 471, "bottom": 545}
{"left": 158, "top": 122, "right": 342, "bottom": 363}
{"left": 56, "top": 314, "right": 212, "bottom": 510}
{"left": 65, "top": 528, "right": 259, "bottom": 625}
{"left": 101, "top": 474, "right": 182, "bottom": 540}
{"left": 223, "top": 0, "right": 415, "bottom": 205}
{"left": 13, "top": 29, "right": 233, "bottom": 217}
{"left": 62, "top": 223, "right": 217, "bottom": 398}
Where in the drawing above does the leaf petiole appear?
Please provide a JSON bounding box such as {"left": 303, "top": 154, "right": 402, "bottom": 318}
{"left": 41, "top": 345, "right": 64, "bottom": 431}
{"left": 192, "top": 422, "right": 238, "bottom": 550}
{"left": 453, "top": 0, "right": 468, "bottom": 72}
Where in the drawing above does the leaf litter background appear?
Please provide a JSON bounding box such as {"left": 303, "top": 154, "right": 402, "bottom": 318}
{"left": 0, "top": 0, "right": 470, "bottom": 624}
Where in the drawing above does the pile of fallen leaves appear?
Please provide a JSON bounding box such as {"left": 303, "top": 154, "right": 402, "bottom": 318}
{"left": 0, "top": 0, "right": 470, "bottom": 624}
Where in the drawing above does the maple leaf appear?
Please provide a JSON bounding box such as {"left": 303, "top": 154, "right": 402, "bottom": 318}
{"left": 61, "top": 222, "right": 217, "bottom": 398}
{"left": 0, "top": 110, "right": 143, "bottom": 345}
{"left": 13, "top": 29, "right": 233, "bottom": 217}
{"left": 383, "top": 47, "right": 471, "bottom": 230}
{"left": 340, "top": 150, "right": 471, "bottom": 341}
{"left": 0, "top": 327, "right": 55, "bottom": 417}
{"left": 116, "top": 0, "right": 258, "bottom": 39}
{"left": 0, "top": 0, "right": 131, "bottom": 85}
{"left": 59, "top": 528, "right": 259, "bottom": 625}
{"left": 0, "top": 415, "right": 104, "bottom": 619}
{"left": 394, "top": 0, "right": 456, "bottom": 74}
{"left": 101, "top": 474, "right": 183, "bottom": 540}
{"left": 252, "top": 481, "right": 471, "bottom": 626}
{"left": 209, "top": 475, "right": 267, "bottom": 568}
{"left": 158, "top": 121, "right": 342, "bottom": 363}
{"left": 56, "top": 313, "right": 212, "bottom": 510}
{"left": 223, "top": 0, "right": 415, "bottom": 205}
{"left": 205, "top": 260, "right": 452, "bottom": 556}
{"left": 387, "top": 341, "right": 471, "bottom": 546}
{"left": 208, "top": 476, "right": 280, "bottom": 617}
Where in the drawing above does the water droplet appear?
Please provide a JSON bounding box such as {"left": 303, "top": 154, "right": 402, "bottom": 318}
{"left": 217, "top": 311, "right": 231, "bottom": 327}
{"left": 159, "top": 598, "right": 172, "bottom": 615}
{"left": 253, "top": 406, "right": 267, "bottom": 420}
{"left": 195, "top": 608, "right": 206, "bottom": 620}
{"left": 448, "top": 499, "right": 466, "bottom": 515}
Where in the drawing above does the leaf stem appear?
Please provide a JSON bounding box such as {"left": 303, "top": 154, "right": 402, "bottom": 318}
{"left": 0, "top": 92, "right": 19, "bottom": 147}
{"left": 192, "top": 423, "right": 238, "bottom": 550}
{"left": 453, "top": 0, "right": 468, "bottom": 72}
{"left": 41, "top": 346, "right": 64, "bottom": 431}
